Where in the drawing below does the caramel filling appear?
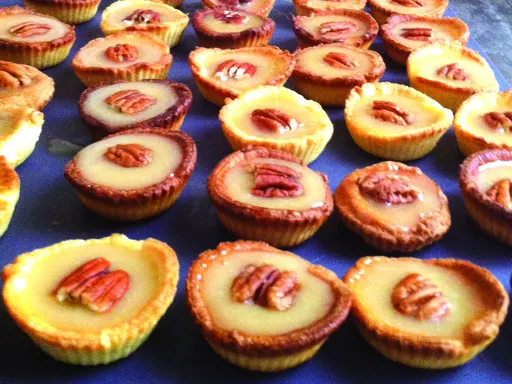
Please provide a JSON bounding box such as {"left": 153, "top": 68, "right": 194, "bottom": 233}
{"left": 106, "top": 2, "right": 185, "bottom": 27}
{"left": 476, "top": 161, "right": 512, "bottom": 193}
{"left": 202, "top": 12, "right": 263, "bottom": 33}
{"left": 304, "top": 0, "right": 364, "bottom": 10}
{"left": 383, "top": 0, "right": 439, "bottom": 12}
{"left": 0, "top": 14, "right": 68, "bottom": 43}
{"left": 300, "top": 15, "right": 368, "bottom": 42}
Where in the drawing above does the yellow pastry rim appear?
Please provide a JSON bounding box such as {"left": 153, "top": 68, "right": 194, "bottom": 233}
{"left": 367, "top": 0, "right": 447, "bottom": 25}
{"left": 0, "top": 155, "right": 20, "bottom": 238}
{"left": 292, "top": 0, "right": 366, "bottom": 16}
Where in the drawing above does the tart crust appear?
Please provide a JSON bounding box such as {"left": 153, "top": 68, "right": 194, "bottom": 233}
{"left": 207, "top": 147, "right": 334, "bottom": 247}
{"left": 23, "top": 0, "right": 101, "bottom": 24}
{"left": 292, "top": 0, "right": 367, "bottom": 16}
{"left": 368, "top": 0, "right": 448, "bottom": 25}
{"left": 2, "top": 234, "right": 180, "bottom": 365}
{"left": 343, "top": 256, "right": 509, "bottom": 368}
{"left": 201, "top": 0, "right": 276, "bottom": 17}
{"left": 0, "top": 156, "right": 20, "bottom": 238}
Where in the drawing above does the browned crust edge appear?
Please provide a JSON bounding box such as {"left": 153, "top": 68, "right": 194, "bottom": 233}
{"left": 367, "top": 0, "right": 448, "bottom": 22}
{"left": 200, "top": 0, "right": 276, "bottom": 17}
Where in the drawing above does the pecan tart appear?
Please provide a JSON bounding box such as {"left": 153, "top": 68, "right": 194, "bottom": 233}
{"left": 78, "top": 80, "right": 192, "bottom": 141}
{"left": 0, "top": 60, "right": 54, "bottom": 110}
{"left": 186, "top": 240, "right": 351, "bottom": 371}
{"left": 407, "top": 43, "right": 499, "bottom": 112}
{"left": 2, "top": 234, "right": 179, "bottom": 365}
{"left": 101, "top": 0, "right": 189, "bottom": 48}
{"left": 23, "top": 0, "right": 100, "bottom": 24}
{"left": 208, "top": 148, "right": 333, "bottom": 247}
{"left": 72, "top": 31, "right": 172, "bottom": 87}
{"left": 219, "top": 86, "right": 333, "bottom": 164}
{"left": 201, "top": 0, "right": 275, "bottom": 17}
{"left": 0, "top": 6, "right": 76, "bottom": 69}
{"left": 292, "top": 9, "right": 379, "bottom": 49}
{"left": 64, "top": 128, "right": 196, "bottom": 221}
{"left": 191, "top": 6, "right": 275, "bottom": 49}
{"left": 189, "top": 46, "right": 295, "bottom": 106}
{"left": 292, "top": 43, "right": 385, "bottom": 106}
{"left": 381, "top": 15, "right": 469, "bottom": 65}
{"left": 344, "top": 82, "right": 453, "bottom": 161}
{"left": 334, "top": 161, "right": 451, "bottom": 252}
{"left": 292, "top": 0, "right": 366, "bottom": 16}
{"left": 453, "top": 91, "right": 512, "bottom": 157}
{"left": 0, "top": 156, "right": 20, "bottom": 238}
{"left": 367, "top": 0, "right": 448, "bottom": 25}
{"left": 343, "top": 256, "right": 509, "bottom": 368}
{"left": 459, "top": 149, "right": 512, "bottom": 246}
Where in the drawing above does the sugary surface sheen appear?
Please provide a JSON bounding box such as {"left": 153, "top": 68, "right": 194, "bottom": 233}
{"left": 477, "top": 161, "right": 512, "bottom": 192}
{"left": 83, "top": 81, "right": 178, "bottom": 127}
{"left": 349, "top": 259, "right": 485, "bottom": 337}
{"left": 106, "top": 3, "right": 183, "bottom": 26}
{"left": 224, "top": 158, "right": 326, "bottom": 210}
{"left": 76, "top": 133, "right": 183, "bottom": 190}
{"left": 201, "top": 250, "right": 334, "bottom": 335}
{"left": 381, "top": 0, "right": 439, "bottom": 12}
{"left": 300, "top": 15, "right": 368, "bottom": 39}
{"left": 202, "top": 13, "right": 263, "bottom": 33}
{"left": 13, "top": 244, "right": 162, "bottom": 332}
{"left": 392, "top": 21, "right": 456, "bottom": 48}
{"left": 0, "top": 14, "right": 69, "bottom": 43}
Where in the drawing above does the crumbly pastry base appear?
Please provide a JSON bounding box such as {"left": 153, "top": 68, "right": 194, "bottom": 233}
{"left": 292, "top": 0, "right": 366, "bottom": 16}
{"left": 367, "top": 0, "right": 448, "bottom": 25}
{"left": 201, "top": 0, "right": 276, "bottom": 17}
{"left": 1, "top": 234, "right": 180, "bottom": 365}
{"left": 0, "top": 156, "right": 20, "bottom": 239}
{"left": 23, "top": 0, "right": 100, "bottom": 24}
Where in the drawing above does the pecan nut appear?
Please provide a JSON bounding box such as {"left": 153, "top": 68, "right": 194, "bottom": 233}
{"left": 251, "top": 108, "right": 302, "bottom": 134}
{"left": 231, "top": 264, "right": 300, "bottom": 311}
{"left": 0, "top": 63, "right": 32, "bottom": 88}
{"left": 213, "top": 9, "right": 249, "bottom": 24}
{"left": 391, "top": 0, "right": 424, "bottom": 6}
{"left": 318, "top": 21, "right": 358, "bottom": 40}
{"left": 483, "top": 111, "right": 512, "bottom": 133}
{"left": 486, "top": 179, "right": 512, "bottom": 209}
{"left": 104, "top": 143, "right": 153, "bottom": 168}
{"left": 105, "top": 89, "right": 157, "bottom": 115}
{"left": 392, "top": 273, "right": 450, "bottom": 321}
{"left": 214, "top": 59, "right": 256, "bottom": 81}
{"left": 358, "top": 172, "right": 421, "bottom": 205}
{"left": 437, "top": 63, "right": 470, "bottom": 81}
{"left": 323, "top": 51, "right": 359, "bottom": 69}
{"left": 372, "top": 100, "right": 414, "bottom": 126}
{"left": 9, "top": 22, "right": 51, "bottom": 38}
{"left": 400, "top": 27, "right": 433, "bottom": 42}
{"left": 251, "top": 163, "right": 304, "bottom": 198}
{"left": 53, "top": 258, "right": 130, "bottom": 313}
{"left": 123, "top": 9, "right": 161, "bottom": 25}
{"left": 105, "top": 44, "right": 139, "bottom": 63}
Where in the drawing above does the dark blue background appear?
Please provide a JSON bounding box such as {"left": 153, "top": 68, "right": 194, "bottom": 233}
{"left": 0, "top": 1, "right": 511, "bottom": 383}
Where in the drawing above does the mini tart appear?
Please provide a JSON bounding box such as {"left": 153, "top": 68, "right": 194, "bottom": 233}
{"left": 78, "top": 80, "right": 192, "bottom": 141}
{"left": 381, "top": 15, "right": 469, "bottom": 65}
{"left": 453, "top": 91, "right": 512, "bottom": 157}
{"left": 0, "top": 60, "right": 54, "bottom": 110}
{"left": 292, "top": 10, "right": 379, "bottom": 49}
{"left": 0, "top": 106, "right": 44, "bottom": 168}
{"left": 72, "top": 31, "right": 172, "bottom": 87}
{"left": 292, "top": 0, "right": 366, "bottom": 16}
{"left": 189, "top": 46, "right": 295, "bottom": 107}
{"left": 64, "top": 128, "right": 197, "bottom": 221}
{"left": 186, "top": 240, "right": 352, "bottom": 371}
{"left": 191, "top": 6, "right": 275, "bottom": 49}
{"left": 2, "top": 234, "right": 180, "bottom": 365}
{"left": 343, "top": 256, "right": 509, "bottom": 368}
{"left": 344, "top": 82, "right": 453, "bottom": 161}
{"left": 0, "top": 156, "right": 20, "bottom": 238}
{"left": 292, "top": 44, "right": 385, "bottom": 107}
{"left": 334, "top": 161, "right": 451, "bottom": 252}
{"left": 0, "top": 7, "right": 76, "bottom": 69}
{"left": 22, "top": 0, "right": 100, "bottom": 24}
{"left": 101, "top": 0, "right": 189, "bottom": 48}
{"left": 219, "top": 86, "right": 333, "bottom": 164}
{"left": 207, "top": 148, "right": 334, "bottom": 247}
{"left": 201, "top": 0, "right": 276, "bottom": 17}
{"left": 407, "top": 43, "right": 499, "bottom": 112}
{"left": 367, "top": 0, "right": 448, "bottom": 25}
{"left": 459, "top": 149, "right": 512, "bottom": 246}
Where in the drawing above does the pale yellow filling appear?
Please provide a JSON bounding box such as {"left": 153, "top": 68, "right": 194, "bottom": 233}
{"left": 476, "top": 161, "right": 512, "bottom": 192}
{"left": 391, "top": 21, "right": 457, "bottom": 48}
{"left": 0, "top": 14, "right": 69, "bottom": 43}
{"left": 82, "top": 81, "right": 177, "bottom": 127}
{"left": 76, "top": 133, "right": 182, "bottom": 190}
{"left": 300, "top": 15, "right": 368, "bottom": 40}
{"left": 379, "top": 0, "right": 439, "bottom": 12}
{"left": 202, "top": 13, "right": 263, "bottom": 33}
{"left": 201, "top": 250, "right": 334, "bottom": 336}
{"left": 224, "top": 158, "right": 327, "bottom": 210}
{"left": 106, "top": 2, "right": 184, "bottom": 27}
{"left": 304, "top": 0, "right": 363, "bottom": 10}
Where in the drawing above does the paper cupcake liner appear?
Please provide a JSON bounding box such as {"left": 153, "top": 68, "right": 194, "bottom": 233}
{"left": 409, "top": 78, "right": 472, "bottom": 113}
{"left": 74, "top": 65, "right": 171, "bottom": 88}
{"left": 0, "top": 43, "right": 73, "bottom": 69}
{"left": 194, "top": 79, "right": 235, "bottom": 106}
{"left": 453, "top": 125, "right": 512, "bottom": 158}
{"left": 293, "top": 77, "right": 356, "bottom": 107}
{"left": 23, "top": 0, "right": 100, "bottom": 24}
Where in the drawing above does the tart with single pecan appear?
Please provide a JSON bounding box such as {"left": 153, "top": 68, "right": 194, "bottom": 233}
{"left": 64, "top": 128, "right": 196, "bottom": 221}
{"left": 292, "top": 9, "right": 379, "bottom": 49}
{"left": 23, "top": 0, "right": 100, "bottom": 24}
{"left": 208, "top": 148, "right": 333, "bottom": 247}
{"left": 344, "top": 82, "right": 453, "bottom": 160}
{"left": 72, "top": 31, "right": 172, "bottom": 87}
{"left": 343, "top": 256, "right": 508, "bottom": 368}
{"left": 0, "top": 60, "right": 54, "bottom": 110}
{"left": 191, "top": 6, "right": 275, "bottom": 48}
{"left": 367, "top": 0, "right": 448, "bottom": 25}
{"left": 201, "top": 0, "right": 276, "bottom": 17}
{"left": 189, "top": 46, "right": 295, "bottom": 106}
{"left": 407, "top": 43, "right": 499, "bottom": 112}
{"left": 334, "top": 161, "right": 451, "bottom": 251}
{"left": 453, "top": 91, "right": 512, "bottom": 156}
{"left": 78, "top": 80, "right": 192, "bottom": 141}
{"left": 2, "top": 234, "right": 179, "bottom": 365}
{"left": 0, "top": 156, "right": 20, "bottom": 238}
{"left": 381, "top": 15, "right": 469, "bottom": 65}
{"left": 293, "top": 0, "right": 366, "bottom": 16}
{"left": 186, "top": 240, "right": 351, "bottom": 371}
{"left": 0, "top": 6, "right": 76, "bottom": 69}
{"left": 219, "top": 86, "right": 333, "bottom": 164}
{"left": 101, "top": 0, "right": 189, "bottom": 48}
{"left": 292, "top": 43, "right": 385, "bottom": 106}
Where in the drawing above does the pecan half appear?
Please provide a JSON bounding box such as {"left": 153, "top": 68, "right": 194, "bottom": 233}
{"left": 0, "top": 63, "right": 31, "bottom": 88}
{"left": 104, "top": 143, "right": 153, "bottom": 168}
{"left": 437, "top": 63, "right": 470, "bottom": 81}
{"left": 318, "top": 21, "right": 358, "bottom": 40}
{"left": 251, "top": 108, "right": 302, "bottom": 134}
{"left": 123, "top": 9, "right": 161, "bottom": 25}
{"left": 251, "top": 163, "right": 303, "bottom": 198}
{"left": 359, "top": 172, "right": 422, "bottom": 205}
{"left": 323, "top": 51, "right": 359, "bottom": 69}
{"left": 105, "top": 44, "right": 139, "bottom": 63}
{"left": 53, "top": 258, "right": 130, "bottom": 313}
{"left": 483, "top": 111, "right": 512, "bottom": 133}
{"left": 486, "top": 179, "right": 512, "bottom": 209}
{"left": 9, "top": 22, "right": 51, "bottom": 38}
{"left": 392, "top": 273, "right": 450, "bottom": 321}
{"left": 213, "top": 9, "right": 249, "bottom": 24}
{"left": 231, "top": 264, "right": 300, "bottom": 311}
{"left": 400, "top": 27, "right": 433, "bottom": 42}
{"left": 391, "top": 0, "right": 424, "bottom": 6}
{"left": 105, "top": 89, "right": 156, "bottom": 115}
{"left": 372, "top": 100, "right": 414, "bottom": 126}
{"left": 214, "top": 59, "right": 256, "bottom": 81}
